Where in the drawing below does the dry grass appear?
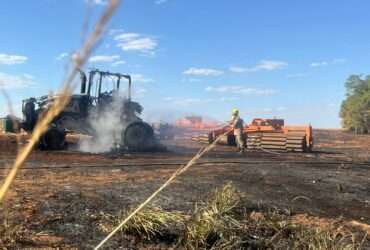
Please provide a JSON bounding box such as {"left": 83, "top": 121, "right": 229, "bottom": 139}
{"left": 182, "top": 183, "right": 243, "bottom": 249}
{"left": 101, "top": 183, "right": 368, "bottom": 250}
{"left": 119, "top": 206, "right": 186, "bottom": 240}
{"left": 0, "top": 214, "right": 29, "bottom": 249}
{"left": 243, "top": 208, "right": 366, "bottom": 250}
{"left": 293, "top": 229, "right": 363, "bottom": 250}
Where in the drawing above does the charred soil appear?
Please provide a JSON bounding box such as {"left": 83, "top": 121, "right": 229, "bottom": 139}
{"left": 0, "top": 129, "right": 369, "bottom": 249}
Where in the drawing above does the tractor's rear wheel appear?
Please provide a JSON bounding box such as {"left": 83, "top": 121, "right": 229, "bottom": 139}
{"left": 123, "top": 122, "right": 154, "bottom": 151}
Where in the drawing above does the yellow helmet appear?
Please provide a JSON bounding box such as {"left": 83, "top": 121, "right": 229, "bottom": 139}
{"left": 232, "top": 108, "right": 239, "bottom": 115}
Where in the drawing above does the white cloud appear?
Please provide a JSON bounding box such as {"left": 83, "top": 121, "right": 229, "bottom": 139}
{"left": 0, "top": 72, "right": 35, "bottom": 89}
{"left": 86, "top": 0, "right": 108, "bottom": 5}
{"left": 230, "top": 60, "right": 288, "bottom": 73}
{"left": 111, "top": 60, "right": 126, "bottom": 67}
{"left": 310, "top": 61, "right": 328, "bottom": 67}
{"left": 155, "top": 0, "right": 169, "bottom": 4}
{"left": 114, "top": 32, "right": 158, "bottom": 54}
{"left": 131, "top": 74, "right": 154, "bottom": 83}
{"left": 56, "top": 52, "right": 69, "bottom": 61}
{"left": 183, "top": 67, "right": 224, "bottom": 76}
{"left": 89, "top": 55, "right": 120, "bottom": 63}
{"left": 115, "top": 33, "right": 141, "bottom": 41}
{"left": 56, "top": 52, "right": 83, "bottom": 62}
{"left": 120, "top": 38, "right": 157, "bottom": 52}
{"left": 310, "top": 58, "right": 347, "bottom": 67}
{"left": 255, "top": 60, "right": 288, "bottom": 71}
{"left": 0, "top": 54, "right": 28, "bottom": 65}
{"left": 205, "top": 85, "right": 276, "bottom": 95}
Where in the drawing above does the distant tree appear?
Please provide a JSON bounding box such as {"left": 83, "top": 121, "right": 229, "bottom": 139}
{"left": 340, "top": 75, "right": 370, "bottom": 133}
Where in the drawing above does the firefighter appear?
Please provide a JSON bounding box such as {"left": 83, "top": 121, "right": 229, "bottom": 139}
{"left": 231, "top": 108, "right": 245, "bottom": 153}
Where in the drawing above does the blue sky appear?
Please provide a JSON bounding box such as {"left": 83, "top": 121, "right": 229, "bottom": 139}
{"left": 1, "top": 0, "right": 369, "bottom": 128}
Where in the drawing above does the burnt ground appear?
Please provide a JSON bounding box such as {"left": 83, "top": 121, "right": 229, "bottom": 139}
{"left": 0, "top": 129, "right": 369, "bottom": 249}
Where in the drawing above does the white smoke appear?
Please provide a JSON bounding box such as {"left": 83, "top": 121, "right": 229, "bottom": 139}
{"left": 79, "top": 93, "right": 125, "bottom": 153}
{"left": 143, "top": 108, "right": 220, "bottom": 125}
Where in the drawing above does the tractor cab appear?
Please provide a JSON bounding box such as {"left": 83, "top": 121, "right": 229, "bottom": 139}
{"left": 80, "top": 69, "right": 132, "bottom": 104}
{"left": 79, "top": 69, "right": 142, "bottom": 123}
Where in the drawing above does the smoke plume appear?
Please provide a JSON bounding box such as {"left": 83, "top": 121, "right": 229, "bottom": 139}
{"left": 79, "top": 93, "right": 125, "bottom": 153}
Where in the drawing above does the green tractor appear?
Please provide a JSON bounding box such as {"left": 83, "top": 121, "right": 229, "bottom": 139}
{"left": 21, "top": 69, "right": 155, "bottom": 151}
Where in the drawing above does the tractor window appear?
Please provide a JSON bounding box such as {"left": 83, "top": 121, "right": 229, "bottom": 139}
{"left": 86, "top": 71, "right": 131, "bottom": 99}
{"left": 117, "top": 80, "right": 129, "bottom": 97}
{"left": 100, "top": 76, "right": 117, "bottom": 94}
{"left": 91, "top": 78, "right": 99, "bottom": 98}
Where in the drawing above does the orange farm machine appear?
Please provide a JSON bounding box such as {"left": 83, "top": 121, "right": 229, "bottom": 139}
{"left": 193, "top": 118, "right": 313, "bottom": 152}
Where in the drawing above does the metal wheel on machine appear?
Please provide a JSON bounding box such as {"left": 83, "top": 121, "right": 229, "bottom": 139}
{"left": 123, "top": 121, "right": 154, "bottom": 151}
{"left": 40, "top": 127, "right": 66, "bottom": 150}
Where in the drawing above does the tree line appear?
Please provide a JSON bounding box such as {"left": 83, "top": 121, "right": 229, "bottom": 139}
{"left": 340, "top": 75, "right": 370, "bottom": 134}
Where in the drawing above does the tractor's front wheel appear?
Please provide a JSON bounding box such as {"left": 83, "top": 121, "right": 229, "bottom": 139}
{"left": 39, "top": 127, "right": 66, "bottom": 150}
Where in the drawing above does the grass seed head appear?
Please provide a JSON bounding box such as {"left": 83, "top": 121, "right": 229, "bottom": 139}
{"left": 120, "top": 206, "right": 185, "bottom": 240}
{"left": 183, "top": 183, "right": 242, "bottom": 249}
